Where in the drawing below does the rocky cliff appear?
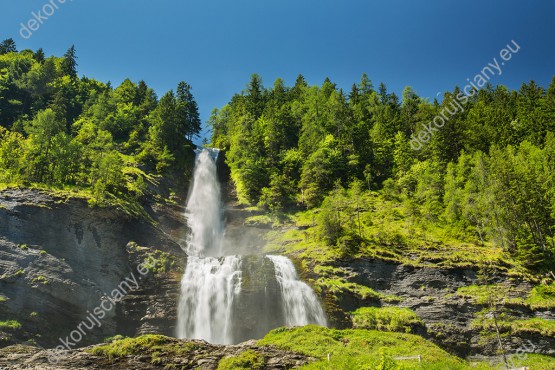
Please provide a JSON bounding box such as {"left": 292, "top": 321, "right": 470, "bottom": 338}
{"left": 0, "top": 189, "right": 187, "bottom": 349}
{"left": 313, "top": 257, "right": 555, "bottom": 358}
{"left": 1, "top": 185, "right": 553, "bottom": 364}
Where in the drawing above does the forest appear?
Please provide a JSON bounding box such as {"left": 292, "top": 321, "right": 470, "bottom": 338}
{"left": 0, "top": 38, "right": 201, "bottom": 209}
{"left": 1, "top": 36, "right": 555, "bottom": 271}
{"left": 209, "top": 71, "right": 555, "bottom": 271}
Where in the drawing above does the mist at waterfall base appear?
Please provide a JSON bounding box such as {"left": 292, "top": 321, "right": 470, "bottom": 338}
{"left": 177, "top": 149, "right": 327, "bottom": 345}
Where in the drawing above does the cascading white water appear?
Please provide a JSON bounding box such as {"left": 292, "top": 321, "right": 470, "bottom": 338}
{"left": 266, "top": 255, "right": 327, "bottom": 326}
{"left": 184, "top": 149, "right": 223, "bottom": 257}
{"left": 177, "top": 149, "right": 327, "bottom": 344}
{"left": 177, "top": 149, "right": 243, "bottom": 344}
{"left": 177, "top": 255, "right": 242, "bottom": 343}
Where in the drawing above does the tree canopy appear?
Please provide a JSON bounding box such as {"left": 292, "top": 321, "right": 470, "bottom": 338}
{"left": 0, "top": 41, "right": 202, "bottom": 205}
{"left": 210, "top": 73, "right": 555, "bottom": 269}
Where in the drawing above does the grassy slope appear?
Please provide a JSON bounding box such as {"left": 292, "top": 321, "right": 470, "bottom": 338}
{"left": 254, "top": 190, "right": 555, "bottom": 368}
{"left": 260, "top": 190, "right": 548, "bottom": 308}
{"left": 263, "top": 190, "right": 524, "bottom": 273}
{"left": 258, "top": 326, "right": 555, "bottom": 370}
{"left": 86, "top": 330, "right": 555, "bottom": 370}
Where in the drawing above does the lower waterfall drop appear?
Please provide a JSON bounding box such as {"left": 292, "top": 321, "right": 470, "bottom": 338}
{"left": 177, "top": 256, "right": 242, "bottom": 344}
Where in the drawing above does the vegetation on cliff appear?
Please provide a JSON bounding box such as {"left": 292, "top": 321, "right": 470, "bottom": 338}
{"left": 258, "top": 325, "right": 555, "bottom": 369}
{"left": 210, "top": 73, "right": 555, "bottom": 272}
{"left": 0, "top": 39, "right": 200, "bottom": 210}
{"left": 210, "top": 73, "right": 555, "bottom": 365}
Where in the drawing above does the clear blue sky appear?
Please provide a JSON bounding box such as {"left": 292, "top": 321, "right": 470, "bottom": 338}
{"left": 1, "top": 1, "right": 554, "bottom": 142}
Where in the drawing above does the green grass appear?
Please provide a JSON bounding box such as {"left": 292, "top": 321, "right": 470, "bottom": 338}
{"left": 454, "top": 284, "right": 527, "bottom": 306}
{"left": 264, "top": 191, "right": 529, "bottom": 277}
{"left": 31, "top": 275, "right": 49, "bottom": 285}
{"left": 245, "top": 214, "right": 274, "bottom": 227}
{"left": 90, "top": 334, "right": 268, "bottom": 369}
{"left": 84, "top": 330, "right": 555, "bottom": 370}
{"left": 217, "top": 350, "right": 266, "bottom": 370}
{"left": 455, "top": 283, "right": 555, "bottom": 310}
{"left": 351, "top": 306, "right": 424, "bottom": 333}
{"left": 258, "top": 325, "right": 482, "bottom": 369}
{"left": 527, "top": 283, "right": 555, "bottom": 309}
{"left": 473, "top": 317, "right": 555, "bottom": 337}
{"left": 316, "top": 277, "right": 401, "bottom": 303}
{"left": 508, "top": 354, "right": 555, "bottom": 370}
{"left": 0, "top": 320, "right": 21, "bottom": 330}
{"left": 88, "top": 335, "right": 174, "bottom": 360}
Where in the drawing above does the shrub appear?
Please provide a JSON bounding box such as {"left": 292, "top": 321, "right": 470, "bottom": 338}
{"left": 217, "top": 350, "right": 266, "bottom": 370}
{"left": 351, "top": 306, "right": 424, "bottom": 333}
{"left": 89, "top": 334, "right": 170, "bottom": 359}
{"left": 0, "top": 320, "right": 22, "bottom": 330}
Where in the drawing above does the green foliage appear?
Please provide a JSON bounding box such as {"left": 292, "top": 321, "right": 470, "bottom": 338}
{"left": 316, "top": 277, "right": 400, "bottom": 303}
{"left": 0, "top": 47, "right": 201, "bottom": 210}
{"left": 527, "top": 283, "right": 555, "bottom": 309}
{"left": 473, "top": 316, "right": 555, "bottom": 338}
{"left": 455, "top": 285, "right": 505, "bottom": 305}
{"left": 0, "top": 320, "right": 21, "bottom": 330}
{"left": 103, "top": 334, "right": 128, "bottom": 343}
{"left": 258, "top": 325, "right": 470, "bottom": 369}
{"left": 351, "top": 307, "right": 424, "bottom": 333}
{"left": 0, "top": 39, "right": 17, "bottom": 55}
{"left": 31, "top": 275, "right": 49, "bottom": 285}
{"left": 215, "top": 75, "right": 555, "bottom": 270}
{"left": 88, "top": 334, "right": 171, "bottom": 360}
{"left": 217, "top": 350, "right": 266, "bottom": 370}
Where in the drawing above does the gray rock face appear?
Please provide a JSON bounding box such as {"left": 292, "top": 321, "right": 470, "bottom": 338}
{"left": 0, "top": 189, "right": 186, "bottom": 349}
{"left": 0, "top": 338, "right": 314, "bottom": 369}
{"left": 329, "top": 258, "right": 555, "bottom": 357}
{"left": 229, "top": 255, "right": 286, "bottom": 343}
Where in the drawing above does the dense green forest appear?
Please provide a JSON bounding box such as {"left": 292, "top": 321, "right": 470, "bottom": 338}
{"left": 0, "top": 38, "right": 201, "bottom": 207}
{"left": 2, "top": 37, "right": 555, "bottom": 271}
{"left": 209, "top": 72, "right": 555, "bottom": 271}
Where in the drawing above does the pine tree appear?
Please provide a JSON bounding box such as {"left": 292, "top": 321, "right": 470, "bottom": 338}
{"left": 0, "top": 38, "right": 17, "bottom": 54}
{"left": 176, "top": 81, "right": 201, "bottom": 141}
{"left": 358, "top": 73, "right": 373, "bottom": 95}
{"left": 246, "top": 74, "right": 265, "bottom": 119}
{"left": 62, "top": 45, "right": 78, "bottom": 78}
{"left": 33, "top": 48, "right": 45, "bottom": 64}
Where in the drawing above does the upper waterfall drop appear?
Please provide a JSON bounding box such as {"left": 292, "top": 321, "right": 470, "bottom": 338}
{"left": 185, "top": 149, "right": 223, "bottom": 257}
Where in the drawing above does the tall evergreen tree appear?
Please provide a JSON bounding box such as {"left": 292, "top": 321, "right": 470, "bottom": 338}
{"left": 62, "top": 45, "right": 78, "bottom": 78}
{"left": 0, "top": 38, "right": 17, "bottom": 54}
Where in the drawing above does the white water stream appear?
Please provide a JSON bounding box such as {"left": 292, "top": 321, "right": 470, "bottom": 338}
{"left": 177, "top": 149, "right": 326, "bottom": 344}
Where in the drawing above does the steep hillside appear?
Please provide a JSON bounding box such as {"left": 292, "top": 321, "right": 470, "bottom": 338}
{"left": 0, "top": 189, "right": 187, "bottom": 349}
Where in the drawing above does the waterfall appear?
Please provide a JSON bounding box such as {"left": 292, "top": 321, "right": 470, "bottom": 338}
{"left": 184, "top": 149, "right": 223, "bottom": 257}
{"left": 266, "top": 255, "right": 327, "bottom": 327}
{"left": 177, "top": 256, "right": 242, "bottom": 344}
{"left": 177, "top": 149, "right": 241, "bottom": 344}
{"left": 177, "top": 149, "right": 327, "bottom": 344}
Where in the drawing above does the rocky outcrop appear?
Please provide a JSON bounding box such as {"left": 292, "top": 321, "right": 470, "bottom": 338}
{"left": 0, "top": 189, "right": 187, "bottom": 349}
{"left": 0, "top": 337, "right": 314, "bottom": 369}
{"left": 324, "top": 258, "right": 555, "bottom": 358}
